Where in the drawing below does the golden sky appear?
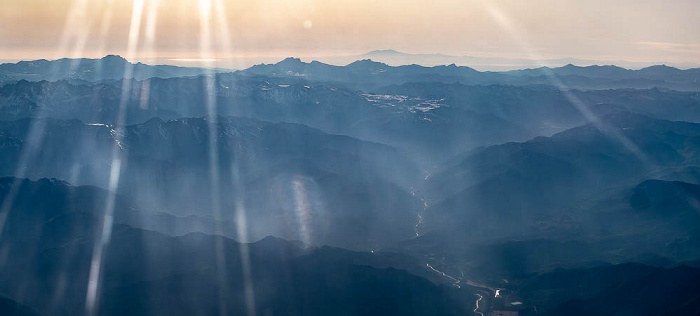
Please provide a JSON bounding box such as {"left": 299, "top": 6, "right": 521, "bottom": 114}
{"left": 1, "top": 0, "right": 699, "bottom": 66}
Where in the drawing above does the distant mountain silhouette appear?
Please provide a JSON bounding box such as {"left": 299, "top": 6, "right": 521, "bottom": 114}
{"left": 0, "top": 55, "right": 226, "bottom": 84}
{"left": 425, "top": 112, "right": 700, "bottom": 210}
{"left": 315, "top": 50, "right": 700, "bottom": 71}
{"left": 508, "top": 63, "right": 700, "bottom": 86}
{"left": 244, "top": 57, "right": 700, "bottom": 90}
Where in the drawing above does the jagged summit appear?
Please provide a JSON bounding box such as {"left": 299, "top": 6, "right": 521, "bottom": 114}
{"left": 277, "top": 57, "right": 304, "bottom": 65}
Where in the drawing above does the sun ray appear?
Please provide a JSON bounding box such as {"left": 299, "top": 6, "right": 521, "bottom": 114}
{"left": 479, "top": 1, "right": 654, "bottom": 167}
{"left": 0, "top": 0, "right": 94, "bottom": 247}
{"left": 195, "top": 1, "right": 239, "bottom": 315}
{"left": 139, "top": 0, "right": 160, "bottom": 109}
{"left": 84, "top": 0, "right": 145, "bottom": 314}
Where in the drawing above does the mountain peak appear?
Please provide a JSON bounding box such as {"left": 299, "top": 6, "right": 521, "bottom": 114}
{"left": 102, "top": 54, "right": 128, "bottom": 62}
{"left": 277, "top": 57, "right": 304, "bottom": 65}
{"left": 639, "top": 64, "right": 679, "bottom": 71}
{"left": 645, "top": 64, "right": 673, "bottom": 69}
{"left": 347, "top": 59, "right": 388, "bottom": 67}
{"left": 364, "top": 49, "right": 407, "bottom": 56}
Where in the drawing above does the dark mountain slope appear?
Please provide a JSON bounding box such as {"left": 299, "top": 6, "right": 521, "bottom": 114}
{"left": 425, "top": 112, "right": 700, "bottom": 208}
{"left": 395, "top": 114, "right": 700, "bottom": 284}
{"left": 0, "top": 177, "right": 474, "bottom": 316}
{"left": 514, "top": 263, "right": 700, "bottom": 316}
{"left": 0, "top": 297, "right": 43, "bottom": 316}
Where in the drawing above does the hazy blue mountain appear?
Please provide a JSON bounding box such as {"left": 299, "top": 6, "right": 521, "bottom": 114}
{"left": 245, "top": 57, "right": 484, "bottom": 90}
{"left": 245, "top": 57, "right": 700, "bottom": 91}
{"left": 0, "top": 177, "right": 475, "bottom": 316}
{"left": 3, "top": 55, "right": 700, "bottom": 315}
{"left": 4, "top": 76, "right": 700, "bottom": 164}
{"left": 570, "top": 179, "right": 700, "bottom": 261}
{"left": 379, "top": 82, "right": 700, "bottom": 126}
{"left": 424, "top": 112, "right": 700, "bottom": 208}
{"left": 397, "top": 175, "right": 700, "bottom": 286}
{"left": 0, "top": 55, "right": 227, "bottom": 84}
{"left": 0, "top": 79, "right": 182, "bottom": 124}
{"left": 630, "top": 180, "right": 700, "bottom": 219}
{"left": 506, "top": 64, "right": 700, "bottom": 90}
{"left": 0, "top": 177, "right": 239, "bottom": 239}
{"left": 508, "top": 64, "right": 637, "bottom": 79}
{"left": 3, "top": 55, "right": 698, "bottom": 91}
{"left": 314, "top": 49, "right": 700, "bottom": 71}
{"left": 0, "top": 117, "right": 422, "bottom": 249}
{"left": 392, "top": 113, "right": 700, "bottom": 285}
{"left": 0, "top": 77, "right": 533, "bottom": 162}
{"left": 373, "top": 83, "right": 598, "bottom": 136}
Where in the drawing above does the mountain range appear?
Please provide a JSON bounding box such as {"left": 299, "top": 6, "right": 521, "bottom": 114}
{"left": 0, "top": 177, "right": 474, "bottom": 316}
{"left": 2, "top": 67, "right": 700, "bottom": 163}
{"left": 0, "top": 116, "right": 422, "bottom": 249}
{"left": 2, "top": 177, "right": 698, "bottom": 316}
{"left": 1, "top": 55, "right": 700, "bottom": 315}
{"left": 313, "top": 49, "right": 700, "bottom": 71}
{"left": 244, "top": 57, "right": 700, "bottom": 91}
{"left": 3, "top": 55, "right": 699, "bottom": 91}
{"left": 0, "top": 55, "right": 227, "bottom": 85}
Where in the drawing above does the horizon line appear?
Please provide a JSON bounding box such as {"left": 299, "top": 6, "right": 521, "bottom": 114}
{"left": 1, "top": 52, "right": 699, "bottom": 72}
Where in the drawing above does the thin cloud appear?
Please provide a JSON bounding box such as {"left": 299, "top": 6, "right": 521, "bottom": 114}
{"left": 168, "top": 58, "right": 220, "bottom": 62}
{"left": 635, "top": 42, "right": 700, "bottom": 48}
{"left": 635, "top": 41, "right": 700, "bottom": 49}
{"left": 634, "top": 42, "right": 700, "bottom": 55}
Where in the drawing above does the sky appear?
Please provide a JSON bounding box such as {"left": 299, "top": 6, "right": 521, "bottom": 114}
{"left": 1, "top": 0, "right": 699, "bottom": 68}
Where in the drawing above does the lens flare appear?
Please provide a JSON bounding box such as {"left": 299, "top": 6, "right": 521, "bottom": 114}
{"left": 292, "top": 175, "right": 314, "bottom": 245}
